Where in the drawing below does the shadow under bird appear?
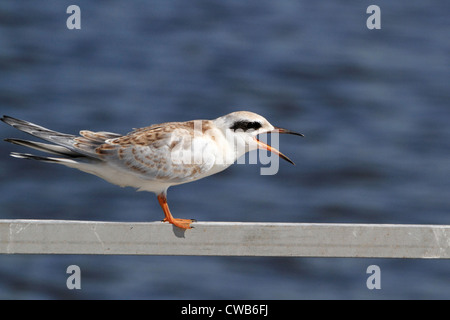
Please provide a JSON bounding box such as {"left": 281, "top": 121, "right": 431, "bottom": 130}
{"left": 1, "top": 111, "right": 303, "bottom": 229}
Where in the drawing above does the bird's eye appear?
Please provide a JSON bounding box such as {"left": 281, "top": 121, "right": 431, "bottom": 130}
{"left": 230, "top": 121, "right": 262, "bottom": 132}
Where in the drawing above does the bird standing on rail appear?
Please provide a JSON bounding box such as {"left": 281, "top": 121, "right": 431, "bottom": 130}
{"left": 2, "top": 111, "right": 303, "bottom": 229}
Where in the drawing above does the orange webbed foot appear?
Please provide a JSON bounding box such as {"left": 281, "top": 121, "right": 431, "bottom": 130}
{"left": 162, "top": 217, "right": 196, "bottom": 229}
{"left": 157, "top": 193, "right": 195, "bottom": 230}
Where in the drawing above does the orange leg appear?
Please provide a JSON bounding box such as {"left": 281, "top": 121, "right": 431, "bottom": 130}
{"left": 157, "top": 193, "right": 195, "bottom": 229}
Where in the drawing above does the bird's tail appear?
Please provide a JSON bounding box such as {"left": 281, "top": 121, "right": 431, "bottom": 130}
{"left": 1, "top": 115, "right": 109, "bottom": 164}
{"left": 9, "top": 151, "right": 79, "bottom": 165}
{"left": 4, "top": 138, "right": 80, "bottom": 157}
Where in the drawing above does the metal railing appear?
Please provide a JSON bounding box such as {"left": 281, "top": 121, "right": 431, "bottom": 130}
{"left": 1, "top": 219, "right": 449, "bottom": 258}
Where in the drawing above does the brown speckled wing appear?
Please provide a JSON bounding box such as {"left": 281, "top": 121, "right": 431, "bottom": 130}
{"left": 92, "top": 121, "right": 217, "bottom": 183}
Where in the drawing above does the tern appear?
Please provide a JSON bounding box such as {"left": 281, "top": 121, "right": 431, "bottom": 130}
{"left": 2, "top": 111, "right": 303, "bottom": 229}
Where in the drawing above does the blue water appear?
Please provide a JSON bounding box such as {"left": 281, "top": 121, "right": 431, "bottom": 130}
{"left": 0, "top": 0, "right": 449, "bottom": 299}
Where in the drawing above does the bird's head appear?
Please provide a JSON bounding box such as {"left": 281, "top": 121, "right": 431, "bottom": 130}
{"left": 214, "top": 111, "right": 303, "bottom": 165}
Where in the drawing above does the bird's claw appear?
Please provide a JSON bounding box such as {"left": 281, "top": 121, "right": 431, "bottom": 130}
{"left": 161, "top": 217, "right": 196, "bottom": 230}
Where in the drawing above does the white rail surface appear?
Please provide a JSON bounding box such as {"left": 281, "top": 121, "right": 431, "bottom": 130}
{"left": 0, "top": 220, "right": 449, "bottom": 258}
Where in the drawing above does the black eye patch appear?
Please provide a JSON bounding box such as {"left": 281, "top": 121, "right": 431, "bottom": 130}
{"left": 230, "top": 121, "right": 262, "bottom": 131}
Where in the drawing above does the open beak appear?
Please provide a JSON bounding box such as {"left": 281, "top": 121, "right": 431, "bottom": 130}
{"left": 270, "top": 127, "right": 304, "bottom": 137}
{"left": 254, "top": 127, "right": 304, "bottom": 165}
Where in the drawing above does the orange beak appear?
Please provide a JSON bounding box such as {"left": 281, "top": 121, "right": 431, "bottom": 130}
{"left": 254, "top": 127, "right": 304, "bottom": 165}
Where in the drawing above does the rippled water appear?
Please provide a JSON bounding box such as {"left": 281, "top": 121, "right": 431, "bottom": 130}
{"left": 0, "top": 0, "right": 449, "bottom": 299}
